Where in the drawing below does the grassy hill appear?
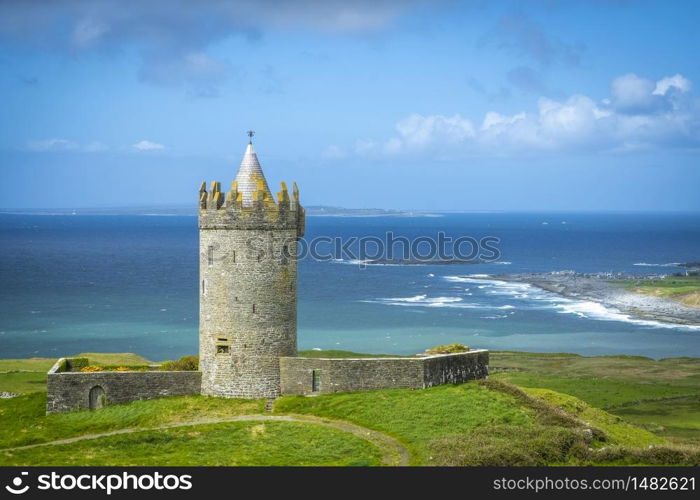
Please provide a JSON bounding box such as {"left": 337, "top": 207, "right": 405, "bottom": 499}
{"left": 489, "top": 351, "right": 700, "bottom": 446}
{"left": 0, "top": 351, "right": 698, "bottom": 466}
{"left": 617, "top": 275, "right": 700, "bottom": 308}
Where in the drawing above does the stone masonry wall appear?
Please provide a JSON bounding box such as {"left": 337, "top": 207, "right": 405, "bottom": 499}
{"left": 199, "top": 225, "right": 299, "bottom": 398}
{"left": 279, "top": 350, "right": 488, "bottom": 396}
{"left": 46, "top": 359, "right": 202, "bottom": 413}
{"left": 423, "top": 349, "right": 489, "bottom": 387}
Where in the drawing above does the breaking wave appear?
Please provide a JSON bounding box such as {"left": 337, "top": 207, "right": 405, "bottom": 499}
{"left": 633, "top": 262, "right": 682, "bottom": 267}
{"left": 442, "top": 274, "right": 700, "bottom": 331}
{"left": 362, "top": 294, "right": 514, "bottom": 310}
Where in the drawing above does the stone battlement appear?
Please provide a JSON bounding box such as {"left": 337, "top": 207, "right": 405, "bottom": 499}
{"left": 199, "top": 179, "right": 301, "bottom": 211}
{"left": 199, "top": 181, "right": 305, "bottom": 233}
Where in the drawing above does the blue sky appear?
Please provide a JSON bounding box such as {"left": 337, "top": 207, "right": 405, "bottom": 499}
{"left": 1, "top": 0, "right": 698, "bottom": 211}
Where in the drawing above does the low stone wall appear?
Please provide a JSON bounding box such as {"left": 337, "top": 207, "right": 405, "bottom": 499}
{"left": 423, "top": 349, "right": 489, "bottom": 387}
{"left": 46, "top": 358, "right": 202, "bottom": 414}
{"left": 279, "top": 349, "right": 488, "bottom": 396}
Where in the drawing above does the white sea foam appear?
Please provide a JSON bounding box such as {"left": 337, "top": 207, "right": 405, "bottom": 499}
{"left": 363, "top": 294, "right": 508, "bottom": 310}
{"left": 442, "top": 275, "right": 700, "bottom": 331}
{"left": 331, "top": 258, "right": 373, "bottom": 266}
{"left": 493, "top": 261, "right": 512, "bottom": 265}
{"left": 550, "top": 298, "right": 700, "bottom": 331}
{"left": 633, "top": 262, "right": 682, "bottom": 267}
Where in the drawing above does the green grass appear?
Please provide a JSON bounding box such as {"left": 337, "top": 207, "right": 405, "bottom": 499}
{"left": 523, "top": 387, "right": 664, "bottom": 447}
{"left": 0, "top": 358, "right": 57, "bottom": 373}
{"left": 424, "top": 343, "right": 469, "bottom": 355}
{"left": 617, "top": 275, "right": 700, "bottom": 294}
{"left": 0, "top": 372, "right": 47, "bottom": 393}
{"left": 615, "top": 275, "right": 700, "bottom": 307}
{"left": 72, "top": 353, "right": 155, "bottom": 365}
{"left": 0, "top": 393, "right": 264, "bottom": 449}
{"left": 611, "top": 394, "right": 700, "bottom": 445}
{"left": 2, "top": 351, "right": 699, "bottom": 466}
{"left": 490, "top": 352, "right": 700, "bottom": 448}
{"left": 0, "top": 421, "right": 382, "bottom": 466}
{"left": 275, "top": 382, "right": 535, "bottom": 464}
{"left": 489, "top": 373, "right": 695, "bottom": 408}
{"left": 273, "top": 378, "right": 693, "bottom": 466}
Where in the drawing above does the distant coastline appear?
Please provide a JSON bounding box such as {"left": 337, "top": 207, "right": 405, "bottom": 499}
{"left": 0, "top": 205, "right": 442, "bottom": 217}
{"left": 481, "top": 272, "right": 700, "bottom": 327}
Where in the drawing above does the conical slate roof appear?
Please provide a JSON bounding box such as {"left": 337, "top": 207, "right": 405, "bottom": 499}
{"left": 234, "top": 142, "right": 273, "bottom": 207}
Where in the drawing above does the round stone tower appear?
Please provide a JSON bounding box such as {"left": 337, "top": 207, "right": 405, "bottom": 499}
{"left": 198, "top": 135, "right": 305, "bottom": 398}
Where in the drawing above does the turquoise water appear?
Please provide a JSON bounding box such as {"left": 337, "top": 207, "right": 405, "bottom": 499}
{"left": 0, "top": 212, "right": 699, "bottom": 360}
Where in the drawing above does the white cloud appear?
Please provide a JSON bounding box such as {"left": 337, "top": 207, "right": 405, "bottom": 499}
{"left": 138, "top": 51, "right": 230, "bottom": 96}
{"left": 83, "top": 141, "right": 109, "bottom": 152}
{"left": 72, "top": 18, "right": 110, "bottom": 48}
{"left": 358, "top": 114, "right": 476, "bottom": 156}
{"left": 397, "top": 113, "right": 475, "bottom": 147}
{"left": 0, "top": 1, "right": 420, "bottom": 94}
{"left": 320, "top": 144, "right": 347, "bottom": 160}
{"left": 354, "top": 139, "right": 378, "bottom": 155}
{"left": 26, "top": 138, "right": 111, "bottom": 153}
{"left": 352, "top": 73, "right": 699, "bottom": 158}
{"left": 479, "top": 13, "right": 583, "bottom": 68}
{"left": 132, "top": 140, "right": 165, "bottom": 151}
{"left": 610, "top": 73, "right": 662, "bottom": 113}
{"left": 26, "top": 138, "right": 79, "bottom": 152}
{"left": 654, "top": 74, "right": 691, "bottom": 96}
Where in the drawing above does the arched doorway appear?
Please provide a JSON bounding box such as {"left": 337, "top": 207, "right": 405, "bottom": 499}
{"left": 88, "top": 386, "right": 106, "bottom": 410}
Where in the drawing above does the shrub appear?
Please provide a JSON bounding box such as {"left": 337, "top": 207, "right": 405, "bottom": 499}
{"left": 114, "top": 366, "right": 130, "bottom": 372}
{"left": 160, "top": 355, "right": 199, "bottom": 371}
{"left": 428, "top": 424, "right": 592, "bottom": 466}
{"left": 588, "top": 445, "right": 700, "bottom": 466}
{"left": 425, "top": 343, "right": 469, "bottom": 355}
{"left": 68, "top": 358, "right": 89, "bottom": 371}
{"left": 80, "top": 365, "right": 103, "bottom": 373}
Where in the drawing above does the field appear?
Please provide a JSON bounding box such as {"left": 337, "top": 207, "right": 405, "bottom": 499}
{"left": 489, "top": 352, "right": 700, "bottom": 447}
{"left": 0, "top": 351, "right": 699, "bottom": 466}
{"left": 618, "top": 275, "right": 700, "bottom": 307}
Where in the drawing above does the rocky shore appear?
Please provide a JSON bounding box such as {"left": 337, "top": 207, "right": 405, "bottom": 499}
{"left": 486, "top": 272, "right": 700, "bottom": 326}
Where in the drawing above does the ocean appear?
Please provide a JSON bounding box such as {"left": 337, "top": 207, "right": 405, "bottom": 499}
{"left": 1, "top": 212, "right": 699, "bottom": 360}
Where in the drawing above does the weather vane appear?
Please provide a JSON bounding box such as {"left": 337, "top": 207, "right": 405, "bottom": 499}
{"left": 247, "top": 130, "right": 255, "bottom": 143}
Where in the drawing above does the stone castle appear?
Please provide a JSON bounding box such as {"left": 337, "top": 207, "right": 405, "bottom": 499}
{"left": 198, "top": 137, "right": 304, "bottom": 398}
{"left": 46, "top": 136, "right": 488, "bottom": 413}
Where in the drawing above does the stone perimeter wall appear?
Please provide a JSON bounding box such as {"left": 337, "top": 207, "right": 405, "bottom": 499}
{"left": 46, "top": 359, "right": 202, "bottom": 414}
{"left": 279, "top": 349, "right": 489, "bottom": 396}
{"left": 47, "top": 351, "right": 488, "bottom": 412}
